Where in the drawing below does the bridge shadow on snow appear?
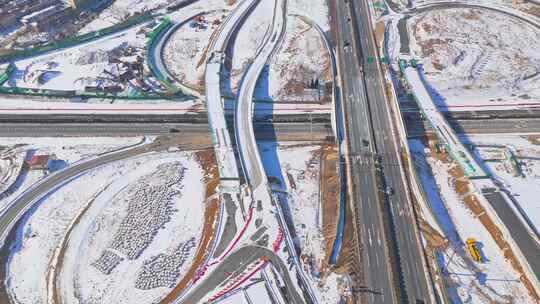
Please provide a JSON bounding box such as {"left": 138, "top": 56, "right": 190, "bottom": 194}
{"left": 254, "top": 66, "right": 302, "bottom": 254}
{"left": 412, "top": 64, "right": 498, "bottom": 302}
{"left": 220, "top": 1, "right": 265, "bottom": 98}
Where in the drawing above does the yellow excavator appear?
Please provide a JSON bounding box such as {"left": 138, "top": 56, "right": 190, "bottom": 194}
{"left": 466, "top": 238, "right": 482, "bottom": 262}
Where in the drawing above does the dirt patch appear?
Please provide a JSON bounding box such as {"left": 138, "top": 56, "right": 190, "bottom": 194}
{"left": 431, "top": 60, "right": 445, "bottom": 71}
{"left": 419, "top": 218, "right": 448, "bottom": 251}
{"left": 418, "top": 217, "right": 451, "bottom": 296}
{"left": 525, "top": 134, "right": 540, "bottom": 145}
{"left": 451, "top": 175, "right": 469, "bottom": 196}
{"left": 152, "top": 134, "right": 213, "bottom": 151}
{"left": 461, "top": 10, "right": 481, "bottom": 21}
{"left": 521, "top": 5, "right": 540, "bottom": 18}
{"left": 319, "top": 144, "right": 340, "bottom": 273}
{"left": 338, "top": 183, "right": 363, "bottom": 285}
{"left": 417, "top": 38, "right": 451, "bottom": 57}
{"left": 422, "top": 22, "right": 432, "bottom": 34}
{"left": 160, "top": 149, "right": 220, "bottom": 303}
{"left": 374, "top": 21, "right": 385, "bottom": 47}
{"left": 194, "top": 149, "right": 219, "bottom": 198}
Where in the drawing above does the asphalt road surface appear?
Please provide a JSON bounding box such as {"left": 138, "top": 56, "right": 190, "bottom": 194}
{"left": 338, "top": 0, "right": 433, "bottom": 302}
{"left": 235, "top": 0, "right": 287, "bottom": 190}
{"left": 481, "top": 188, "right": 540, "bottom": 280}
{"left": 407, "top": 118, "right": 540, "bottom": 136}
{"left": 335, "top": 0, "right": 396, "bottom": 303}
{"left": 351, "top": 0, "right": 433, "bottom": 301}
{"left": 179, "top": 245, "right": 304, "bottom": 304}
{"left": 0, "top": 122, "right": 333, "bottom": 139}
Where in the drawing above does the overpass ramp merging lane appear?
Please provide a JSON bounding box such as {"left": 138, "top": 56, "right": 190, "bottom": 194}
{"left": 400, "top": 59, "right": 488, "bottom": 179}
{"left": 400, "top": 58, "right": 540, "bottom": 286}
{"left": 234, "top": 0, "right": 319, "bottom": 302}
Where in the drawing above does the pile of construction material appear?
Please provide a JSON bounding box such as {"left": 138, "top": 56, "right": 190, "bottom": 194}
{"left": 93, "top": 162, "right": 185, "bottom": 274}
{"left": 134, "top": 237, "right": 197, "bottom": 290}
{"left": 92, "top": 250, "right": 125, "bottom": 275}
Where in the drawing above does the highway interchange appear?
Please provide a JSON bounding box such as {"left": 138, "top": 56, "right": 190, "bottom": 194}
{"left": 0, "top": 0, "right": 540, "bottom": 303}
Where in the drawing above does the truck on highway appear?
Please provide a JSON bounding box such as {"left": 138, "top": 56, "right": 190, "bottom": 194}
{"left": 466, "top": 238, "right": 482, "bottom": 262}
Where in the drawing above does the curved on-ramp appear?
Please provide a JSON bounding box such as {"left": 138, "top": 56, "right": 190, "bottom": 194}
{"left": 204, "top": 0, "right": 261, "bottom": 181}
{"left": 292, "top": 13, "right": 347, "bottom": 266}
{"left": 234, "top": 1, "right": 320, "bottom": 303}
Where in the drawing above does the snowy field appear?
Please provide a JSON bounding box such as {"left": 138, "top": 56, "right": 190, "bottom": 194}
{"left": 0, "top": 137, "right": 143, "bottom": 165}
{"left": 467, "top": 134, "right": 540, "bottom": 234}
{"left": 409, "top": 0, "right": 540, "bottom": 14}
{"left": 0, "top": 96, "right": 202, "bottom": 110}
{"left": 254, "top": 16, "right": 331, "bottom": 103}
{"left": 4, "top": 25, "right": 147, "bottom": 92}
{"left": 163, "top": 9, "right": 230, "bottom": 90}
{"left": 79, "top": 0, "right": 176, "bottom": 34}
{"left": 222, "top": 0, "right": 274, "bottom": 96}
{"left": 0, "top": 137, "right": 143, "bottom": 212}
{"left": 410, "top": 139, "right": 538, "bottom": 303}
{"left": 289, "top": 0, "right": 330, "bottom": 31}
{"left": 406, "top": 7, "right": 540, "bottom": 108}
{"left": 6, "top": 150, "right": 207, "bottom": 303}
{"left": 162, "top": 0, "right": 331, "bottom": 100}
{"left": 79, "top": 0, "right": 236, "bottom": 34}
{"left": 259, "top": 142, "right": 345, "bottom": 303}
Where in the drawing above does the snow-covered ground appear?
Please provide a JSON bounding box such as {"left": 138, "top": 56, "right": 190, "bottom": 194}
{"left": 259, "top": 142, "right": 346, "bottom": 303}
{"left": 79, "top": 0, "right": 175, "bottom": 34}
{"left": 4, "top": 25, "right": 147, "bottom": 92}
{"left": 409, "top": 0, "right": 540, "bottom": 14}
{"left": 289, "top": 0, "right": 329, "bottom": 31}
{"left": 254, "top": 16, "right": 331, "bottom": 103}
{"left": 221, "top": 0, "right": 274, "bottom": 96}
{"left": 79, "top": 0, "right": 236, "bottom": 35}
{"left": 410, "top": 139, "right": 538, "bottom": 303}
{"left": 406, "top": 7, "right": 540, "bottom": 108}
{"left": 466, "top": 134, "right": 540, "bottom": 234}
{"left": 162, "top": 0, "right": 331, "bottom": 100}
{"left": 0, "top": 137, "right": 142, "bottom": 212}
{"left": 163, "top": 9, "right": 230, "bottom": 90}
{"left": 0, "top": 94, "right": 331, "bottom": 113}
{"left": 6, "top": 150, "right": 207, "bottom": 303}
{"left": 0, "top": 147, "right": 25, "bottom": 197}
{"left": 0, "top": 137, "right": 142, "bottom": 163}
